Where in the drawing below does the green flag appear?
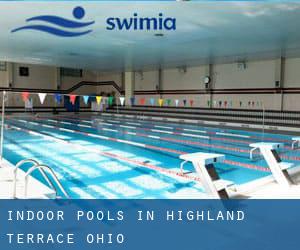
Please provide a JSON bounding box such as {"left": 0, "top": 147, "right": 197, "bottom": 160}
{"left": 108, "top": 96, "right": 114, "bottom": 106}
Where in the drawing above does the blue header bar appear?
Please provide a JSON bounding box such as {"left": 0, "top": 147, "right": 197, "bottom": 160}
{"left": 2, "top": 0, "right": 300, "bottom": 2}
{"left": 0, "top": 199, "right": 299, "bottom": 250}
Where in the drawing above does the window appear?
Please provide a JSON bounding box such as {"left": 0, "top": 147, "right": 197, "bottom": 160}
{"left": 0, "top": 62, "right": 6, "bottom": 71}
{"left": 60, "top": 68, "right": 83, "bottom": 77}
{"left": 19, "top": 67, "right": 29, "bottom": 76}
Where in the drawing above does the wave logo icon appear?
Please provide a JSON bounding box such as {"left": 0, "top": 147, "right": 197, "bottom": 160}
{"left": 11, "top": 6, "right": 94, "bottom": 37}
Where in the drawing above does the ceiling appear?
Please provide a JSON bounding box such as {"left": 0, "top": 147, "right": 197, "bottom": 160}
{"left": 1, "top": 1, "right": 300, "bottom": 71}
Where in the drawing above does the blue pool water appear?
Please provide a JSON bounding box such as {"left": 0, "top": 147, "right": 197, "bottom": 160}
{"left": 3, "top": 113, "right": 300, "bottom": 198}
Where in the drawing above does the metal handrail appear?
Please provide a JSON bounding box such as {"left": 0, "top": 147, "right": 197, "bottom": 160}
{"left": 13, "top": 159, "right": 69, "bottom": 199}
{"left": 12, "top": 159, "right": 49, "bottom": 198}
{"left": 24, "top": 164, "right": 70, "bottom": 199}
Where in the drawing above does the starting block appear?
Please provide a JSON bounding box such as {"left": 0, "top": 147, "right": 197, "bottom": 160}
{"left": 292, "top": 137, "right": 300, "bottom": 150}
{"left": 250, "top": 146, "right": 261, "bottom": 160}
{"left": 249, "top": 142, "right": 294, "bottom": 187}
{"left": 179, "top": 152, "right": 234, "bottom": 199}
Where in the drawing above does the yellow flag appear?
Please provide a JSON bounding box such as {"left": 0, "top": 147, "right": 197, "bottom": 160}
{"left": 96, "top": 96, "right": 102, "bottom": 105}
{"left": 158, "top": 98, "right": 164, "bottom": 107}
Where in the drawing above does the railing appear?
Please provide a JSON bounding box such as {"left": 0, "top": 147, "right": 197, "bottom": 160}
{"left": 13, "top": 158, "right": 69, "bottom": 199}
{"left": 24, "top": 164, "right": 69, "bottom": 199}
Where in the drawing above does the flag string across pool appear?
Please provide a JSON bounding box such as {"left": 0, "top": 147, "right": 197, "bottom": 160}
{"left": 6, "top": 91, "right": 264, "bottom": 109}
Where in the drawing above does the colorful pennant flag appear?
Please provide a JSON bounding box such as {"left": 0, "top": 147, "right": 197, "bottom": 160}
{"left": 83, "top": 95, "right": 89, "bottom": 105}
{"left": 130, "top": 97, "right": 135, "bottom": 106}
{"left": 167, "top": 99, "right": 171, "bottom": 106}
{"left": 96, "top": 96, "right": 102, "bottom": 105}
{"left": 175, "top": 99, "right": 179, "bottom": 107}
{"left": 108, "top": 96, "right": 114, "bottom": 106}
{"left": 139, "top": 98, "right": 146, "bottom": 105}
{"left": 54, "top": 94, "right": 62, "bottom": 104}
{"left": 119, "top": 96, "right": 125, "bottom": 106}
{"left": 207, "top": 100, "right": 210, "bottom": 107}
{"left": 21, "top": 92, "right": 29, "bottom": 102}
{"left": 150, "top": 98, "right": 155, "bottom": 106}
{"left": 240, "top": 101, "right": 242, "bottom": 107}
{"left": 69, "top": 95, "right": 77, "bottom": 105}
{"left": 224, "top": 101, "right": 227, "bottom": 107}
{"left": 38, "top": 93, "right": 47, "bottom": 104}
{"left": 190, "top": 100, "right": 194, "bottom": 107}
{"left": 183, "top": 100, "right": 187, "bottom": 106}
{"left": 158, "top": 98, "right": 164, "bottom": 107}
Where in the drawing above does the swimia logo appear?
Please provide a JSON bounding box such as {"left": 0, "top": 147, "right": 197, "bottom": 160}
{"left": 106, "top": 13, "right": 176, "bottom": 31}
{"left": 11, "top": 6, "right": 94, "bottom": 37}
{"left": 11, "top": 7, "right": 176, "bottom": 37}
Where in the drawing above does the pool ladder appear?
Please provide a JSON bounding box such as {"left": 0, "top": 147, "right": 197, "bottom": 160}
{"left": 12, "top": 159, "right": 70, "bottom": 199}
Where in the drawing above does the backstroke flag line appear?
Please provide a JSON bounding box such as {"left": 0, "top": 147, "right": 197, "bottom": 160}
{"left": 12, "top": 92, "right": 263, "bottom": 109}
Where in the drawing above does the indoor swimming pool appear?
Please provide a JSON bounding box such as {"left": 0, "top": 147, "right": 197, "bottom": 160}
{"left": 2, "top": 113, "right": 300, "bottom": 198}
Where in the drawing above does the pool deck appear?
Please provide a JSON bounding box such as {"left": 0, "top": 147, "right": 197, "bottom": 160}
{"left": 233, "top": 166, "right": 300, "bottom": 198}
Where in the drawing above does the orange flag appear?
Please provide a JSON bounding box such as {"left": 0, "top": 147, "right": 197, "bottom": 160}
{"left": 22, "top": 92, "right": 30, "bottom": 102}
{"left": 139, "top": 98, "right": 146, "bottom": 105}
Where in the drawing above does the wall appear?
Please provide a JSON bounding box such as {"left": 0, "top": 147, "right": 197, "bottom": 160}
{"left": 4, "top": 63, "right": 56, "bottom": 107}
{"left": 211, "top": 60, "right": 280, "bottom": 110}
{"left": 0, "top": 63, "right": 102, "bottom": 107}
{"left": 135, "top": 70, "right": 158, "bottom": 91}
{"left": 1, "top": 57, "right": 300, "bottom": 111}
{"left": 61, "top": 70, "right": 98, "bottom": 95}
{"left": 13, "top": 63, "right": 57, "bottom": 90}
{"left": 98, "top": 72, "right": 123, "bottom": 88}
{"left": 162, "top": 66, "right": 207, "bottom": 90}
{"left": 213, "top": 60, "right": 276, "bottom": 89}
{"left": 128, "top": 59, "right": 300, "bottom": 111}
{"left": 284, "top": 58, "right": 300, "bottom": 88}
{"left": 0, "top": 70, "right": 9, "bottom": 88}
{"left": 0, "top": 64, "right": 125, "bottom": 108}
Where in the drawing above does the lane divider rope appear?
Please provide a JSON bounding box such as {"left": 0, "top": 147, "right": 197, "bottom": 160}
{"left": 15, "top": 116, "right": 297, "bottom": 162}
{"left": 16, "top": 118, "right": 252, "bottom": 154}
{"left": 6, "top": 124, "right": 205, "bottom": 183}
{"left": 62, "top": 113, "right": 292, "bottom": 143}
{"left": 17, "top": 115, "right": 257, "bottom": 146}
{"left": 41, "top": 114, "right": 292, "bottom": 144}
{"left": 9, "top": 117, "right": 271, "bottom": 172}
